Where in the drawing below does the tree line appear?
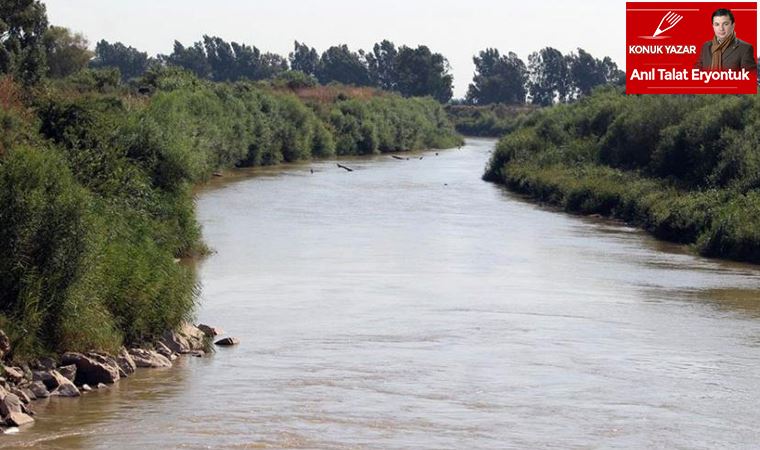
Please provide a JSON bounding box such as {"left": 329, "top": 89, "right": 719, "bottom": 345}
{"left": 465, "top": 47, "right": 625, "bottom": 106}
{"left": 1, "top": 2, "right": 623, "bottom": 105}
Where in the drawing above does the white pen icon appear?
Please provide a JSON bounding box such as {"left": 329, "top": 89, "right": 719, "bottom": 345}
{"left": 653, "top": 11, "right": 683, "bottom": 37}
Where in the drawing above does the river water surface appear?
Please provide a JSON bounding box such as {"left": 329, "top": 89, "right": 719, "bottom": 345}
{"left": 5, "top": 138, "right": 760, "bottom": 449}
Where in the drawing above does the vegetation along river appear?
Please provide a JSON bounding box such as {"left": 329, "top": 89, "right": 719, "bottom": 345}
{"left": 4, "top": 138, "right": 760, "bottom": 449}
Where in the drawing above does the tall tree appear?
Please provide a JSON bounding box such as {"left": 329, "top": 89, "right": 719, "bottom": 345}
{"left": 527, "top": 47, "right": 570, "bottom": 106}
{"left": 289, "top": 41, "right": 319, "bottom": 76}
{"left": 317, "top": 45, "right": 370, "bottom": 86}
{"left": 90, "top": 40, "right": 151, "bottom": 80}
{"left": 0, "top": 0, "right": 49, "bottom": 85}
{"left": 366, "top": 39, "right": 397, "bottom": 91}
{"left": 164, "top": 40, "right": 211, "bottom": 79}
{"left": 394, "top": 45, "right": 453, "bottom": 103}
{"left": 43, "top": 26, "right": 93, "bottom": 78}
{"left": 567, "top": 48, "right": 606, "bottom": 97}
{"left": 466, "top": 49, "right": 526, "bottom": 105}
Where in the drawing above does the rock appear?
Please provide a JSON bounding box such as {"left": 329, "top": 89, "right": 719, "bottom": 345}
{"left": 80, "top": 384, "right": 92, "bottom": 392}
{"left": 1, "top": 366, "right": 24, "bottom": 384}
{"left": 155, "top": 341, "right": 175, "bottom": 359}
{"left": 5, "top": 411, "right": 33, "bottom": 426}
{"left": 31, "top": 357, "right": 57, "bottom": 371}
{"left": 0, "top": 394, "right": 21, "bottom": 417}
{"left": 29, "top": 381, "right": 48, "bottom": 399}
{"left": 116, "top": 348, "right": 136, "bottom": 376}
{"left": 32, "top": 370, "right": 61, "bottom": 390}
{"left": 58, "top": 364, "right": 77, "bottom": 382}
{"left": 128, "top": 349, "right": 172, "bottom": 368}
{"left": 61, "top": 352, "right": 120, "bottom": 385}
{"left": 0, "top": 427, "right": 19, "bottom": 434}
{"left": 162, "top": 323, "right": 207, "bottom": 354}
{"left": 9, "top": 388, "right": 30, "bottom": 404}
{"left": 96, "top": 383, "right": 107, "bottom": 389}
{"left": 214, "top": 337, "right": 240, "bottom": 346}
{"left": 197, "top": 324, "right": 224, "bottom": 337}
{"left": 186, "top": 350, "right": 205, "bottom": 357}
{"left": 51, "top": 382, "right": 80, "bottom": 398}
{"left": 0, "top": 331, "right": 9, "bottom": 361}
{"left": 0, "top": 393, "right": 34, "bottom": 426}
{"left": 20, "top": 388, "right": 35, "bottom": 401}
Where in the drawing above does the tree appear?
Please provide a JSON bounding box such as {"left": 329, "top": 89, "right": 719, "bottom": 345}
{"left": 317, "top": 45, "right": 370, "bottom": 86}
{"left": 163, "top": 40, "right": 211, "bottom": 79}
{"left": 90, "top": 40, "right": 151, "bottom": 81}
{"left": 0, "top": 0, "right": 49, "bottom": 85}
{"left": 43, "top": 26, "right": 93, "bottom": 78}
{"left": 289, "top": 41, "right": 319, "bottom": 76}
{"left": 527, "top": 47, "right": 570, "bottom": 106}
{"left": 394, "top": 45, "right": 453, "bottom": 103}
{"left": 366, "top": 39, "right": 397, "bottom": 91}
{"left": 567, "top": 48, "right": 606, "bottom": 97}
{"left": 466, "top": 49, "right": 527, "bottom": 105}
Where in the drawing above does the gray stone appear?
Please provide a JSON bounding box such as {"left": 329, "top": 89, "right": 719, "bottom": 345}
{"left": 162, "top": 323, "right": 206, "bottom": 354}
{"left": 29, "top": 381, "right": 48, "bottom": 399}
{"left": 80, "top": 384, "right": 92, "bottom": 392}
{"left": 128, "top": 349, "right": 172, "bottom": 368}
{"left": 9, "top": 388, "right": 30, "bottom": 404}
{"left": 155, "top": 341, "right": 174, "bottom": 359}
{"left": 5, "top": 411, "right": 33, "bottom": 426}
{"left": 20, "top": 388, "right": 35, "bottom": 401}
{"left": 32, "top": 370, "right": 64, "bottom": 390}
{"left": 1, "top": 366, "right": 23, "bottom": 384}
{"left": 214, "top": 337, "right": 240, "bottom": 346}
{"left": 51, "top": 382, "right": 80, "bottom": 398}
{"left": 58, "top": 364, "right": 77, "bottom": 382}
{"left": 60, "top": 352, "right": 119, "bottom": 385}
{"left": 197, "top": 324, "right": 224, "bottom": 337}
{"left": 32, "top": 357, "right": 56, "bottom": 371}
{"left": 96, "top": 383, "right": 107, "bottom": 389}
{"left": 0, "top": 394, "right": 21, "bottom": 417}
{"left": 116, "top": 348, "right": 136, "bottom": 376}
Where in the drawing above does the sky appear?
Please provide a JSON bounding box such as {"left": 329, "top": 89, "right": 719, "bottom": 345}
{"left": 42, "top": 0, "right": 751, "bottom": 98}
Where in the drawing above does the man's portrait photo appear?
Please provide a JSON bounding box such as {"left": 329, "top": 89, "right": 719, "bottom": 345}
{"left": 696, "top": 8, "right": 757, "bottom": 70}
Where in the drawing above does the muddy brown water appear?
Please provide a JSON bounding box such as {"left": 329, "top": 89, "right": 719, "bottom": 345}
{"left": 4, "top": 138, "right": 760, "bottom": 449}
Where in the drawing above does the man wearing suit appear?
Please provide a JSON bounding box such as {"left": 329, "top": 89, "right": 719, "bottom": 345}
{"left": 695, "top": 8, "right": 756, "bottom": 70}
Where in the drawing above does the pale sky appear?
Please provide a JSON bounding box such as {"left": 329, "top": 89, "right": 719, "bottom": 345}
{"left": 42, "top": 0, "right": 735, "bottom": 98}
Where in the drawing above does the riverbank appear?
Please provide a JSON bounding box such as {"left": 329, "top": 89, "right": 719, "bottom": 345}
{"left": 484, "top": 87, "right": 760, "bottom": 264}
{"left": 0, "top": 67, "right": 462, "bottom": 362}
{"left": 0, "top": 323, "right": 234, "bottom": 431}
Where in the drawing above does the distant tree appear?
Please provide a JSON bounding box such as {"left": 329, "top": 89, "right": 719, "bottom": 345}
{"left": 42, "top": 26, "right": 93, "bottom": 78}
{"left": 289, "top": 41, "right": 319, "bottom": 76}
{"left": 0, "top": 0, "right": 49, "bottom": 85}
{"left": 90, "top": 40, "right": 151, "bottom": 81}
{"left": 203, "top": 35, "right": 237, "bottom": 81}
{"left": 567, "top": 48, "right": 607, "bottom": 97}
{"left": 166, "top": 36, "right": 287, "bottom": 82}
{"left": 599, "top": 55, "right": 625, "bottom": 86}
{"left": 394, "top": 45, "right": 453, "bottom": 103}
{"left": 466, "top": 48, "right": 526, "bottom": 105}
{"left": 366, "top": 39, "right": 397, "bottom": 91}
{"left": 317, "top": 45, "right": 371, "bottom": 86}
{"left": 163, "top": 40, "right": 211, "bottom": 79}
{"left": 527, "top": 47, "right": 570, "bottom": 106}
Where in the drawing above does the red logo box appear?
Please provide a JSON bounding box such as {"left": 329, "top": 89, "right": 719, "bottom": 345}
{"left": 626, "top": 2, "right": 757, "bottom": 94}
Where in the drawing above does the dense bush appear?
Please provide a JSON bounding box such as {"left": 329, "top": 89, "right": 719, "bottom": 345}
{"left": 486, "top": 87, "right": 760, "bottom": 263}
{"left": 0, "top": 70, "right": 461, "bottom": 358}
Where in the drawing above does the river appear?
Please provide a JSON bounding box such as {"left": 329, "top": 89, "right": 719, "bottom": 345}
{"left": 4, "top": 138, "right": 760, "bottom": 449}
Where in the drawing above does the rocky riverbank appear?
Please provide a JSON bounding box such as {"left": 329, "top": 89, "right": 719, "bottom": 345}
{"left": 0, "top": 323, "right": 235, "bottom": 433}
